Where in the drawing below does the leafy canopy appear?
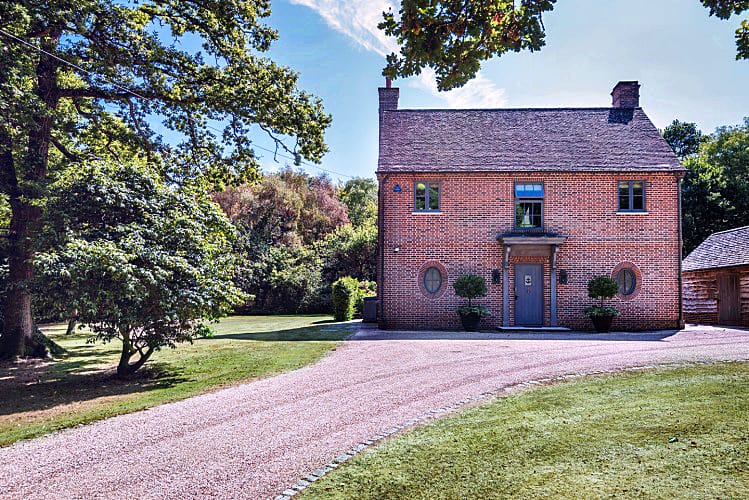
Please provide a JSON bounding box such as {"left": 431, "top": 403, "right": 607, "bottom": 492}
{"left": 680, "top": 118, "right": 749, "bottom": 255}
{"left": 662, "top": 120, "right": 707, "bottom": 159}
{"left": 35, "top": 161, "right": 244, "bottom": 376}
{"left": 380, "top": 1, "right": 747, "bottom": 91}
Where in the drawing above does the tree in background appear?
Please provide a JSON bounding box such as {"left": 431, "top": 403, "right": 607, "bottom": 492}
{"left": 0, "top": 1, "right": 330, "bottom": 359}
{"left": 35, "top": 161, "right": 243, "bottom": 377}
{"left": 214, "top": 168, "right": 352, "bottom": 313}
{"left": 664, "top": 119, "right": 749, "bottom": 255}
{"left": 339, "top": 178, "right": 378, "bottom": 229}
{"left": 380, "top": 1, "right": 746, "bottom": 90}
{"left": 662, "top": 120, "right": 707, "bottom": 159}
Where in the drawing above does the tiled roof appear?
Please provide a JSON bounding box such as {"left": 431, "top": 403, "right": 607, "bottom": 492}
{"left": 683, "top": 226, "right": 749, "bottom": 272}
{"left": 378, "top": 107, "right": 684, "bottom": 173}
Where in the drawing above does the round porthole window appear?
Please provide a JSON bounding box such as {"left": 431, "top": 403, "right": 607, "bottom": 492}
{"left": 616, "top": 268, "right": 636, "bottom": 296}
{"left": 424, "top": 267, "right": 443, "bottom": 294}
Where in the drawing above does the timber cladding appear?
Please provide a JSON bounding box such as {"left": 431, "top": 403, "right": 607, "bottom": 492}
{"left": 683, "top": 266, "right": 749, "bottom": 327}
{"left": 377, "top": 171, "right": 682, "bottom": 331}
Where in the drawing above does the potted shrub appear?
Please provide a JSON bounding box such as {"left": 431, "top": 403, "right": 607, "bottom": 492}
{"left": 584, "top": 276, "right": 620, "bottom": 332}
{"left": 452, "top": 274, "right": 490, "bottom": 331}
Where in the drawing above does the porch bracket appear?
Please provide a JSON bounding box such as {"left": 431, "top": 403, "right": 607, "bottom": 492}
{"left": 550, "top": 245, "right": 559, "bottom": 327}
{"left": 502, "top": 245, "right": 511, "bottom": 326}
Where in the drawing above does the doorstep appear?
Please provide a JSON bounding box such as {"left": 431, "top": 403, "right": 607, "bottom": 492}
{"left": 496, "top": 326, "right": 571, "bottom": 332}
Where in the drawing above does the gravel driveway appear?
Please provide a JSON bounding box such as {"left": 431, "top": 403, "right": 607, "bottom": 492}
{"left": 1, "top": 325, "right": 747, "bottom": 499}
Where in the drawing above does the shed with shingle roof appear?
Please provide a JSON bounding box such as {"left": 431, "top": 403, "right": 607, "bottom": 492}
{"left": 682, "top": 226, "right": 749, "bottom": 326}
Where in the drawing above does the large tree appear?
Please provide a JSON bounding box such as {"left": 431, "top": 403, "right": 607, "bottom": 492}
{"left": 380, "top": 1, "right": 747, "bottom": 90}
{"left": 36, "top": 161, "right": 243, "bottom": 377}
{"left": 662, "top": 120, "right": 707, "bottom": 159}
{"left": 0, "top": 1, "right": 330, "bottom": 358}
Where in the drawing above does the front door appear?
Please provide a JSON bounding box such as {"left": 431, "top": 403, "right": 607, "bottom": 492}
{"left": 515, "top": 264, "right": 544, "bottom": 326}
{"left": 718, "top": 273, "right": 740, "bottom": 325}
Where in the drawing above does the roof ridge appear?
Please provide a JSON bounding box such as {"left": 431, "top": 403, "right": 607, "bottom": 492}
{"left": 710, "top": 225, "right": 749, "bottom": 236}
{"left": 388, "top": 107, "right": 641, "bottom": 113}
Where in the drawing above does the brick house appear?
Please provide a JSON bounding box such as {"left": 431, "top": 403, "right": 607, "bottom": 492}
{"left": 682, "top": 226, "right": 749, "bottom": 327}
{"left": 376, "top": 81, "right": 685, "bottom": 331}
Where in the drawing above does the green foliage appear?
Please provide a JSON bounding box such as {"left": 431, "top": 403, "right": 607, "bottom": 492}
{"left": 456, "top": 305, "right": 491, "bottom": 317}
{"left": 215, "top": 170, "right": 375, "bottom": 314}
{"left": 339, "top": 178, "right": 378, "bottom": 229}
{"left": 452, "top": 274, "right": 488, "bottom": 309}
{"left": 701, "top": 0, "right": 749, "bottom": 59}
{"left": 34, "top": 161, "right": 244, "bottom": 377}
{"left": 0, "top": 0, "right": 330, "bottom": 358}
{"left": 680, "top": 118, "right": 749, "bottom": 255}
{"left": 379, "top": 0, "right": 556, "bottom": 91}
{"left": 587, "top": 276, "right": 619, "bottom": 302}
{"left": 355, "top": 280, "right": 377, "bottom": 316}
{"left": 662, "top": 120, "right": 706, "bottom": 159}
{"left": 332, "top": 277, "right": 360, "bottom": 321}
{"left": 584, "top": 306, "right": 621, "bottom": 318}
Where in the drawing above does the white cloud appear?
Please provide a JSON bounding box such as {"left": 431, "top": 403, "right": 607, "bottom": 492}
{"left": 290, "top": 0, "right": 508, "bottom": 109}
{"left": 410, "top": 69, "right": 507, "bottom": 108}
{"left": 288, "top": 0, "right": 398, "bottom": 56}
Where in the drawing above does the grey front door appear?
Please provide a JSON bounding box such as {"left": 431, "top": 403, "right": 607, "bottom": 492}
{"left": 515, "top": 264, "right": 544, "bottom": 326}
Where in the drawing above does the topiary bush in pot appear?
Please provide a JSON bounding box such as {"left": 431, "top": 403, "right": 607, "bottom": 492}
{"left": 452, "top": 274, "right": 490, "bottom": 331}
{"left": 584, "top": 275, "right": 620, "bottom": 332}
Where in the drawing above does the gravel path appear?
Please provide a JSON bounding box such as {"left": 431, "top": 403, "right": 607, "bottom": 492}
{"left": 1, "top": 325, "right": 747, "bottom": 499}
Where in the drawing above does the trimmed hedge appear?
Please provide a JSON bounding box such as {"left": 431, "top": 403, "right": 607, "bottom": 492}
{"left": 332, "top": 276, "right": 360, "bottom": 321}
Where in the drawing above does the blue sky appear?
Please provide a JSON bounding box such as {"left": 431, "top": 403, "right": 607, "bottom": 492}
{"left": 238, "top": 0, "right": 748, "bottom": 181}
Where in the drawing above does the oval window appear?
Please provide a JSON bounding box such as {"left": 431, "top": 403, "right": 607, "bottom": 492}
{"left": 423, "top": 267, "right": 443, "bottom": 294}
{"left": 616, "top": 268, "right": 636, "bottom": 296}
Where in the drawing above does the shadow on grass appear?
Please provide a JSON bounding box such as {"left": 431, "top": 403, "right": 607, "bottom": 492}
{"left": 210, "top": 323, "right": 354, "bottom": 342}
{"left": 0, "top": 360, "right": 186, "bottom": 417}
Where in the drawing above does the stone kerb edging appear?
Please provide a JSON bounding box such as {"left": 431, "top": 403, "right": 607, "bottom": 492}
{"left": 274, "top": 359, "right": 743, "bottom": 499}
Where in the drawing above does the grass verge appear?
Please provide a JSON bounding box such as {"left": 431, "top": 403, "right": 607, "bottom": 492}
{"left": 0, "top": 315, "right": 353, "bottom": 447}
{"left": 305, "top": 362, "right": 749, "bottom": 499}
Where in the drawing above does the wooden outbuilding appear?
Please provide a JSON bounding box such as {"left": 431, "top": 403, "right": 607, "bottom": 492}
{"left": 682, "top": 226, "right": 749, "bottom": 327}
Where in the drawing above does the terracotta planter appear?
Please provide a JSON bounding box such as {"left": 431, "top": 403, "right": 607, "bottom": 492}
{"left": 590, "top": 315, "right": 615, "bottom": 333}
{"left": 458, "top": 311, "right": 482, "bottom": 331}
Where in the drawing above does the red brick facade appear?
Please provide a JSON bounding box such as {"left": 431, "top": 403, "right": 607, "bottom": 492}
{"left": 377, "top": 172, "right": 683, "bottom": 331}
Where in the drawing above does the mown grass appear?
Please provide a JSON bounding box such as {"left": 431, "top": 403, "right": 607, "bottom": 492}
{"left": 0, "top": 315, "right": 354, "bottom": 447}
{"left": 305, "top": 362, "right": 749, "bottom": 499}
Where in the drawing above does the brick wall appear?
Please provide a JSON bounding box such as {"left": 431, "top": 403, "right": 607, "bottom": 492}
{"left": 378, "top": 171, "right": 682, "bottom": 331}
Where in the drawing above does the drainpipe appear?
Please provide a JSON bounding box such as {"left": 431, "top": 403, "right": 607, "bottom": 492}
{"left": 378, "top": 174, "right": 388, "bottom": 329}
{"left": 676, "top": 173, "right": 684, "bottom": 329}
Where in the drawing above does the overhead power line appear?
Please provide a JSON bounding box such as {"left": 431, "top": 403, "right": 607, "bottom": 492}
{"left": 0, "top": 27, "right": 353, "bottom": 180}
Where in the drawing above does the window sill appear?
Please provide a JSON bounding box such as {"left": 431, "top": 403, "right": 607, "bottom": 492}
{"left": 412, "top": 211, "right": 443, "bottom": 215}
{"left": 616, "top": 211, "right": 649, "bottom": 215}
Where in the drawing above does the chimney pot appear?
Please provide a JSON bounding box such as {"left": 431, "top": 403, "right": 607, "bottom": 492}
{"left": 611, "top": 81, "right": 640, "bottom": 108}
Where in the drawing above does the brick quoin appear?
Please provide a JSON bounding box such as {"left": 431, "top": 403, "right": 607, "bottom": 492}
{"left": 378, "top": 172, "right": 682, "bottom": 331}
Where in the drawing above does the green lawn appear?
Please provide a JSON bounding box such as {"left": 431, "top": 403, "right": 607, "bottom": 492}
{"left": 305, "top": 362, "right": 749, "bottom": 499}
{"left": 0, "top": 315, "right": 354, "bottom": 447}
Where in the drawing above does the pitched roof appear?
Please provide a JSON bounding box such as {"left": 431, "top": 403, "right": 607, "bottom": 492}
{"left": 683, "top": 226, "right": 749, "bottom": 272}
{"left": 378, "top": 107, "right": 684, "bottom": 173}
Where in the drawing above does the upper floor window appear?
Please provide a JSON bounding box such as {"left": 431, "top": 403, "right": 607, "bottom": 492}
{"left": 618, "top": 181, "right": 645, "bottom": 212}
{"left": 514, "top": 183, "right": 544, "bottom": 230}
{"left": 415, "top": 181, "right": 440, "bottom": 211}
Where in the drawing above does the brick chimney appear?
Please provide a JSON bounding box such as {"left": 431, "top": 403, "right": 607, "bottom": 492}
{"left": 611, "top": 81, "right": 640, "bottom": 108}
{"left": 378, "top": 77, "right": 399, "bottom": 113}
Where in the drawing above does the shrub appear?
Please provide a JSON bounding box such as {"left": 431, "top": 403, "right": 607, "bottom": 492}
{"left": 584, "top": 275, "right": 620, "bottom": 318}
{"left": 452, "top": 274, "right": 488, "bottom": 307}
{"left": 452, "top": 274, "right": 490, "bottom": 317}
{"left": 332, "top": 276, "right": 360, "bottom": 321}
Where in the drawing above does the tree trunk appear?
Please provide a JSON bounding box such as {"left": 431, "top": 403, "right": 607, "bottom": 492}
{"left": 116, "top": 327, "right": 153, "bottom": 378}
{"left": 0, "top": 29, "right": 60, "bottom": 359}
{"left": 0, "top": 201, "right": 42, "bottom": 358}
{"left": 65, "top": 315, "right": 77, "bottom": 336}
